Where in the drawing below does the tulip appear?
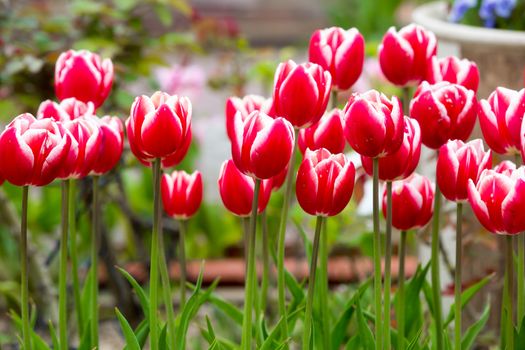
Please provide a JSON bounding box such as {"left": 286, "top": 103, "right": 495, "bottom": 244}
{"left": 410, "top": 81, "right": 477, "bottom": 149}
{"left": 361, "top": 116, "right": 421, "bottom": 181}
{"left": 437, "top": 139, "right": 492, "bottom": 202}
{"left": 0, "top": 114, "right": 72, "bottom": 186}
{"left": 426, "top": 56, "right": 480, "bottom": 93}
{"left": 218, "top": 159, "right": 272, "bottom": 216}
{"left": 225, "top": 95, "right": 272, "bottom": 140}
{"left": 378, "top": 24, "right": 437, "bottom": 86}
{"left": 343, "top": 89, "right": 404, "bottom": 158}
{"left": 37, "top": 98, "right": 95, "bottom": 122}
{"left": 55, "top": 50, "right": 113, "bottom": 108}
{"left": 91, "top": 116, "right": 124, "bottom": 175}
{"left": 161, "top": 170, "right": 203, "bottom": 219}
{"left": 231, "top": 110, "right": 294, "bottom": 179}
{"left": 298, "top": 108, "right": 345, "bottom": 154}
{"left": 126, "top": 91, "right": 192, "bottom": 165}
{"left": 479, "top": 87, "right": 525, "bottom": 155}
{"left": 308, "top": 27, "right": 365, "bottom": 91}
{"left": 272, "top": 60, "right": 331, "bottom": 128}
{"left": 271, "top": 166, "right": 288, "bottom": 191}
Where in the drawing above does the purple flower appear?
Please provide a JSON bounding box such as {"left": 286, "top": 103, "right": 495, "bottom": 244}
{"left": 480, "top": 0, "right": 517, "bottom": 27}
{"left": 449, "top": 0, "right": 477, "bottom": 22}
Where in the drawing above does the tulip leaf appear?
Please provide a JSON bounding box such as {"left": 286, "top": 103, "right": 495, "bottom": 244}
{"left": 8, "top": 310, "right": 50, "bottom": 350}
{"left": 208, "top": 293, "right": 243, "bottom": 325}
{"left": 48, "top": 320, "right": 59, "bottom": 350}
{"left": 356, "top": 299, "right": 375, "bottom": 349}
{"left": 77, "top": 320, "right": 91, "bottom": 350}
{"left": 461, "top": 303, "right": 490, "bottom": 350}
{"left": 158, "top": 323, "right": 168, "bottom": 350}
{"left": 80, "top": 266, "right": 94, "bottom": 331}
{"left": 117, "top": 266, "right": 150, "bottom": 318}
{"left": 116, "top": 308, "right": 141, "bottom": 350}
{"left": 406, "top": 327, "right": 423, "bottom": 350}
{"left": 344, "top": 335, "right": 360, "bottom": 349}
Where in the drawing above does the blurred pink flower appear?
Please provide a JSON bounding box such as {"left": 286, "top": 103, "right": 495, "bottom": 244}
{"left": 155, "top": 64, "right": 206, "bottom": 100}
{"left": 353, "top": 58, "right": 387, "bottom": 93}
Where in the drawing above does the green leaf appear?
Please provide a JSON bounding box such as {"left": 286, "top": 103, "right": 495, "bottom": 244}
{"left": 400, "top": 263, "right": 430, "bottom": 340}
{"left": 8, "top": 310, "right": 50, "bottom": 350}
{"left": 344, "top": 335, "right": 360, "bottom": 349}
{"left": 80, "top": 266, "right": 94, "bottom": 330}
{"left": 406, "top": 327, "right": 423, "bottom": 350}
{"left": 116, "top": 308, "right": 141, "bottom": 350}
{"left": 77, "top": 320, "right": 92, "bottom": 350}
{"left": 48, "top": 320, "right": 59, "bottom": 350}
{"left": 208, "top": 294, "right": 243, "bottom": 325}
{"left": 461, "top": 303, "right": 490, "bottom": 350}
{"left": 422, "top": 281, "right": 434, "bottom": 318}
{"left": 133, "top": 319, "right": 150, "bottom": 349}
{"left": 117, "top": 266, "right": 150, "bottom": 317}
{"left": 260, "top": 317, "right": 287, "bottom": 350}
{"left": 515, "top": 314, "right": 525, "bottom": 349}
{"left": 356, "top": 300, "right": 375, "bottom": 349}
{"left": 159, "top": 323, "right": 168, "bottom": 350}
{"left": 154, "top": 4, "right": 173, "bottom": 27}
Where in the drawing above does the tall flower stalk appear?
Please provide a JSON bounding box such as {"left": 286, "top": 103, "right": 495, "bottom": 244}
{"left": 372, "top": 158, "right": 383, "bottom": 350}
{"left": 69, "top": 180, "right": 84, "bottom": 335}
{"left": 397, "top": 230, "right": 407, "bottom": 350}
{"left": 59, "top": 180, "right": 70, "bottom": 350}
{"left": 21, "top": 186, "right": 31, "bottom": 350}
{"left": 505, "top": 235, "right": 514, "bottom": 350}
{"left": 149, "top": 159, "right": 162, "bottom": 350}
{"left": 91, "top": 176, "right": 100, "bottom": 348}
{"left": 430, "top": 184, "right": 443, "bottom": 350}
{"left": 454, "top": 202, "right": 463, "bottom": 350}
{"left": 383, "top": 180, "right": 393, "bottom": 350}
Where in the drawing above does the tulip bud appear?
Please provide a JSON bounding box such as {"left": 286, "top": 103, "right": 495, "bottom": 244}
{"left": 426, "top": 56, "right": 480, "bottom": 93}
{"left": 92, "top": 116, "right": 124, "bottom": 175}
{"left": 378, "top": 24, "right": 437, "bottom": 86}
{"left": 308, "top": 27, "right": 365, "bottom": 91}
{"left": 296, "top": 148, "right": 356, "bottom": 216}
{"left": 37, "top": 98, "right": 95, "bottom": 122}
{"left": 343, "top": 90, "right": 404, "bottom": 158}
{"left": 382, "top": 173, "right": 434, "bottom": 231}
{"left": 126, "top": 91, "right": 192, "bottom": 165}
{"left": 54, "top": 50, "right": 114, "bottom": 108}
{"left": 298, "top": 109, "right": 345, "bottom": 154}
{"left": 231, "top": 110, "right": 294, "bottom": 179}
{"left": 273, "top": 60, "right": 332, "bottom": 128}
{"left": 410, "top": 81, "right": 477, "bottom": 149}
{"left": 161, "top": 170, "right": 203, "bottom": 219}
{"left": 479, "top": 87, "right": 525, "bottom": 155}
{"left": 361, "top": 116, "right": 421, "bottom": 181}
{"left": 468, "top": 162, "right": 525, "bottom": 235}
{"left": 218, "top": 159, "right": 272, "bottom": 216}
{"left": 0, "top": 114, "right": 72, "bottom": 186}
{"left": 225, "top": 95, "right": 273, "bottom": 141}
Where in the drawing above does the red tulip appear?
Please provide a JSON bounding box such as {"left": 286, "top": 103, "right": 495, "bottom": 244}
{"left": 126, "top": 91, "right": 192, "bottom": 165}
{"left": 382, "top": 173, "right": 434, "bottom": 231}
{"left": 272, "top": 60, "right": 331, "bottom": 128}
{"left": 55, "top": 50, "right": 113, "bottom": 108}
{"left": 361, "top": 116, "right": 421, "bottom": 181}
{"left": 218, "top": 159, "right": 272, "bottom": 216}
{"left": 92, "top": 116, "right": 124, "bottom": 175}
{"left": 468, "top": 162, "right": 525, "bottom": 235}
{"left": 37, "top": 98, "right": 95, "bottom": 122}
{"left": 271, "top": 166, "right": 288, "bottom": 191}
{"left": 225, "top": 95, "right": 272, "bottom": 140}
{"left": 343, "top": 90, "right": 404, "bottom": 158}
{"left": 296, "top": 148, "right": 356, "bottom": 216}
{"left": 231, "top": 110, "right": 294, "bottom": 179}
{"left": 161, "top": 170, "right": 203, "bottom": 219}
{"left": 479, "top": 87, "right": 525, "bottom": 155}
{"left": 160, "top": 127, "right": 192, "bottom": 169}
{"left": 0, "top": 114, "right": 72, "bottom": 186}
{"left": 437, "top": 139, "right": 492, "bottom": 202}
{"left": 378, "top": 24, "right": 437, "bottom": 86}
{"left": 426, "top": 56, "right": 480, "bottom": 93}
{"left": 298, "top": 108, "right": 345, "bottom": 154}
{"left": 410, "top": 81, "right": 477, "bottom": 149}
{"left": 308, "top": 27, "right": 365, "bottom": 91}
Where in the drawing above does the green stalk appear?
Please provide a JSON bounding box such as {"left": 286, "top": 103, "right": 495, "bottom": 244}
{"left": 402, "top": 87, "right": 411, "bottom": 116}
{"left": 241, "top": 179, "right": 260, "bottom": 350}
{"left": 331, "top": 90, "right": 338, "bottom": 109}
{"left": 454, "top": 202, "right": 463, "bottom": 350}
{"left": 372, "top": 157, "right": 383, "bottom": 350}
{"left": 515, "top": 153, "right": 524, "bottom": 327}
{"left": 59, "top": 180, "right": 70, "bottom": 350}
{"left": 149, "top": 159, "right": 162, "bottom": 350}
{"left": 91, "top": 176, "right": 100, "bottom": 349}
{"left": 501, "top": 253, "right": 509, "bottom": 349}
{"left": 397, "top": 231, "right": 407, "bottom": 350}
{"left": 318, "top": 218, "right": 330, "bottom": 350}
{"left": 431, "top": 183, "right": 443, "bottom": 350}
{"left": 260, "top": 210, "right": 269, "bottom": 319}
{"left": 302, "top": 216, "right": 325, "bottom": 350}
{"left": 20, "top": 186, "right": 32, "bottom": 350}
{"left": 178, "top": 219, "right": 188, "bottom": 309}
{"left": 506, "top": 235, "right": 515, "bottom": 350}
{"left": 383, "top": 181, "right": 393, "bottom": 349}
{"left": 69, "top": 179, "right": 83, "bottom": 335}
{"left": 277, "top": 132, "right": 298, "bottom": 345}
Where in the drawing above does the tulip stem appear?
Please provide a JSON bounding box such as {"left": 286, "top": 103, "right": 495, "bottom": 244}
{"left": 506, "top": 235, "right": 515, "bottom": 350}
{"left": 69, "top": 179, "right": 84, "bottom": 336}
{"left": 519, "top": 233, "right": 525, "bottom": 327}
{"left": 397, "top": 230, "right": 407, "bottom": 350}
{"left": 91, "top": 176, "right": 100, "bottom": 349}
{"left": 303, "top": 216, "right": 324, "bottom": 350}
{"left": 149, "top": 159, "right": 162, "bottom": 350}
{"left": 178, "top": 219, "right": 188, "bottom": 309}
{"left": 260, "top": 210, "right": 269, "bottom": 320}
{"left": 402, "top": 87, "right": 411, "bottom": 115}
{"left": 277, "top": 132, "right": 298, "bottom": 346}
{"left": 158, "top": 211, "right": 176, "bottom": 347}
{"left": 318, "top": 217, "right": 330, "bottom": 350}
{"left": 454, "top": 202, "right": 463, "bottom": 350}
{"left": 331, "top": 90, "right": 338, "bottom": 109}
{"left": 20, "top": 186, "right": 31, "bottom": 350}
{"left": 372, "top": 157, "right": 383, "bottom": 350}
{"left": 383, "top": 181, "right": 393, "bottom": 350}
{"left": 59, "top": 180, "right": 70, "bottom": 350}
{"left": 241, "top": 179, "right": 260, "bottom": 350}
{"left": 431, "top": 183, "right": 443, "bottom": 350}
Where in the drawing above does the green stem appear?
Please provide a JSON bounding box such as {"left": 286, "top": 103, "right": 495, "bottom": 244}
{"left": 397, "top": 231, "right": 407, "bottom": 350}
{"left": 241, "top": 179, "right": 260, "bottom": 350}
{"left": 383, "top": 181, "right": 393, "bottom": 350}
{"left": 59, "top": 180, "right": 70, "bottom": 350}
{"left": 318, "top": 217, "right": 330, "bottom": 350}
{"left": 519, "top": 233, "right": 524, "bottom": 328}
{"left": 402, "top": 87, "right": 411, "bottom": 116}
{"left": 277, "top": 132, "right": 298, "bottom": 345}
{"left": 158, "top": 220, "right": 176, "bottom": 347}
{"left": 302, "top": 216, "right": 325, "bottom": 350}
{"left": 431, "top": 183, "right": 443, "bottom": 350}
{"left": 178, "top": 219, "right": 188, "bottom": 309}
{"left": 91, "top": 176, "right": 100, "bottom": 349}
{"left": 501, "top": 250, "right": 509, "bottom": 349}
{"left": 20, "top": 186, "right": 31, "bottom": 350}
{"left": 506, "top": 235, "right": 515, "bottom": 350}
{"left": 454, "top": 202, "right": 463, "bottom": 350}
{"left": 149, "top": 159, "right": 162, "bottom": 350}
{"left": 260, "top": 210, "right": 269, "bottom": 319}
{"left": 69, "top": 179, "right": 83, "bottom": 336}
{"left": 372, "top": 158, "right": 383, "bottom": 350}
{"left": 331, "top": 90, "right": 338, "bottom": 110}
